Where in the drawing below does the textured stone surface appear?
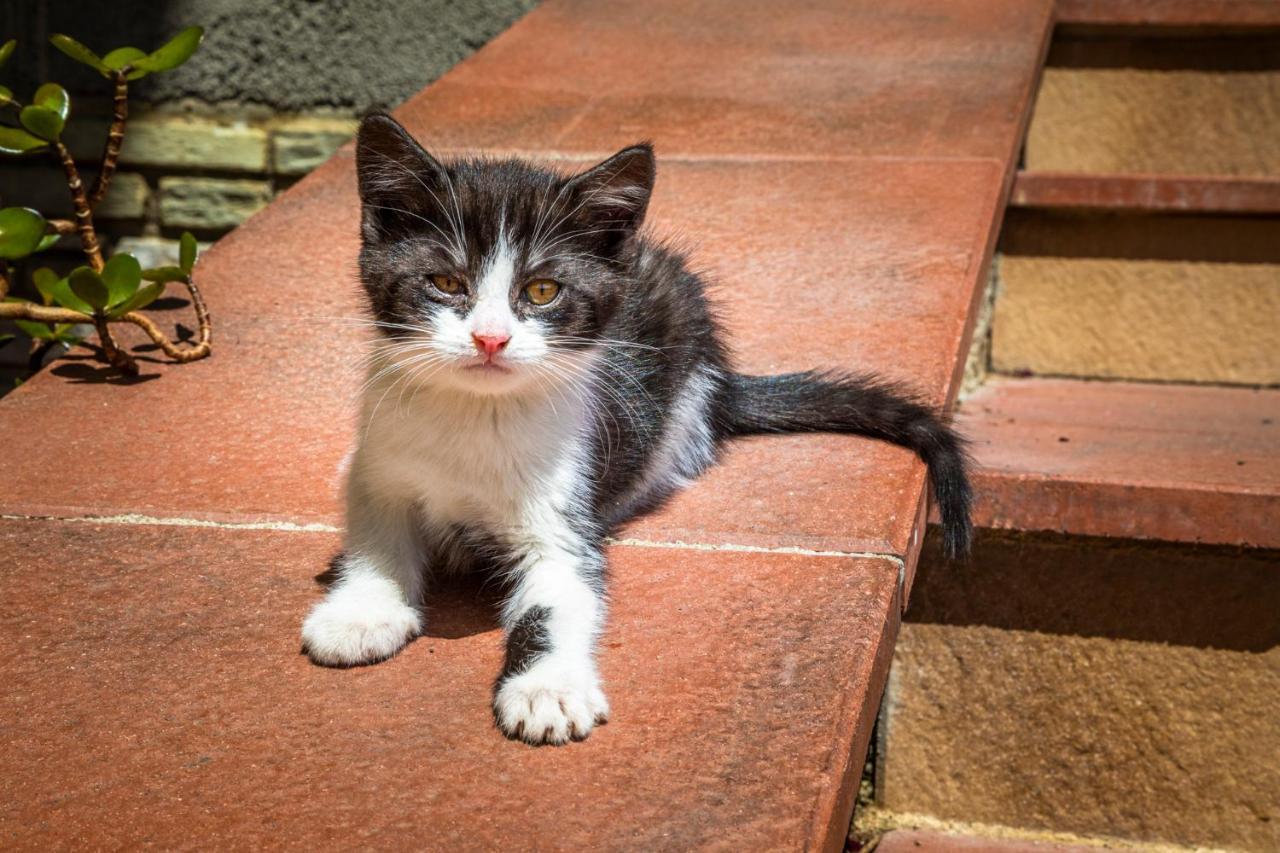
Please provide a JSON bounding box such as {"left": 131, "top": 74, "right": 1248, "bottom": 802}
{"left": 158, "top": 176, "right": 273, "bottom": 230}
{"left": 271, "top": 116, "right": 359, "bottom": 175}
{"left": 960, "top": 377, "right": 1280, "bottom": 547}
{"left": 0, "top": 518, "right": 899, "bottom": 851}
{"left": 882, "top": 531, "right": 1280, "bottom": 852}
{"left": 1026, "top": 66, "right": 1280, "bottom": 176}
{"left": 0, "top": 155, "right": 1003, "bottom": 560}
{"left": 0, "top": 168, "right": 147, "bottom": 219}
{"left": 68, "top": 116, "right": 270, "bottom": 172}
{"left": 0, "top": 0, "right": 538, "bottom": 112}
{"left": 0, "top": 0, "right": 1056, "bottom": 847}
{"left": 399, "top": 0, "right": 1052, "bottom": 160}
{"left": 991, "top": 254, "right": 1280, "bottom": 384}
{"left": 92, "top": 173, "right": 150, "bottom": 220}
{"left": 876, "top": 830, "right": 1095, "bottom": 853}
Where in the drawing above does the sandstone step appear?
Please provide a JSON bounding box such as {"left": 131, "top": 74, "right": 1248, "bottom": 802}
{"left": 959, "top": 376, "right": 1280, "bottom": 547}
{"left": 0, "top": 0, "right": 1054, "bottom": 847}
{"left": 874, "top": 829, "right": 1096, "bottom": 852}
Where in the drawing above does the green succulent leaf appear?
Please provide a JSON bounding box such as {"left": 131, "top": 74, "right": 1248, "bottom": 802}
{"left": 0, "top": 207, "right": 48, "bottom": 260}
{"left": 141, "top": 265, "right": 187, "bottom": 283}
{"left": 50, "top": 34, "right": 108, "bottom": 74}
{"left": 0, "top": 85, "right": 12, "bottom": 107}
{"left": 108, "top": 281, "right": 164, "bottom": 318}
{"left": 34, "top": 232, "right": 60, "bottom": 252}
{"left": 32, "top": 82, "right": 70, "bottom": 121}
{"left": 0, "top": 39, "right": 15, "bottom": 69}
{"left": 32, "top": 267, "right": 60, "bottom": 305}
{"left": 20, "top": 104, "right": 64, "bottom": 142}
{"left": 101, "top": 253, "right": 142, "bottom": 307}
{"left": 14, "top": 318, "right": 56, "bottom": 340}
{"left": 0, "top": 126, "right": 49, "bottom": 155}
{"left": 69, "top": 266, "right": 109, "bottom": 310}
{"left": 179, "top": 231, "right": 198, "bottom": 273}
{"left": 133, "top": 26, "right": 203, "bottom": 74}
{"left": 0, "top": 333, "right": 13, "bottom": 345}
{"left": 103, "top": 46, "right": 147, "bottom": 70}
{"left": 50, "top": 276, "right": 93, "bottom": 314}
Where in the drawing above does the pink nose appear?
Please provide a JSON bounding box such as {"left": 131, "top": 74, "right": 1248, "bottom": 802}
{"left": 472, "top": 332, "right": 510, "bottom": 358}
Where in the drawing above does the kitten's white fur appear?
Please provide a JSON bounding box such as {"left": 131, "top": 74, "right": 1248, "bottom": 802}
{"left": 302, "top": 236, "right": 612, "bottom": 741}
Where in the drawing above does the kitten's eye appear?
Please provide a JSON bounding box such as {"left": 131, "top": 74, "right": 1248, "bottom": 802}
{"left": 430, "top": 274, "right": 462, "bottom": 295}
{"left": 525, "top": 279, "right": 560, "bottom": 305}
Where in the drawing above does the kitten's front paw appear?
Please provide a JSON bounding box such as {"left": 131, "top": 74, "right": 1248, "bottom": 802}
{"left": 301, "top": 583, "right": 422, "bottom": 667}
{"left": 493, "top": 661, "right": 610, "bottom": 746}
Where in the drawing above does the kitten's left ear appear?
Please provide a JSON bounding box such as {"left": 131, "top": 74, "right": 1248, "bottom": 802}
{"left": 563, "top": 143, "right": 656, "bottom": 234}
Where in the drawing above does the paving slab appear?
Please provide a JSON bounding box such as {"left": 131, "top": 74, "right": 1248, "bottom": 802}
{"left": 0, "top": 518, "right": 898, "bottom": 851}
{"left": 960, "top": 376, "right": 1280, "bottom": 547}
{"left": 1, "top": 156, "right": 1004, "bottom": 560}
{"left": 400, "top": 0, "right": 1052, "bottom": 162}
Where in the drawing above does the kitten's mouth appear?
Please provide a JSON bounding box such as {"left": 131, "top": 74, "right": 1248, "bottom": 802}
{"left": 465, "top": 358, "right": 513, "bottom": 374}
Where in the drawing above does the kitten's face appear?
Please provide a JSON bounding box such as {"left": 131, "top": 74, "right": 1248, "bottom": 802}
{"left": 355, "top": 114, "right": 655, "bottom": 397}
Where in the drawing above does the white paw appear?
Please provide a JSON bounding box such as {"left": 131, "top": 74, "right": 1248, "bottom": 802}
{"left": 494, "top": 659, "right": 610, "bottom": 745}
{"left": 301, "top": 579, "right": 422, "bottom": 667}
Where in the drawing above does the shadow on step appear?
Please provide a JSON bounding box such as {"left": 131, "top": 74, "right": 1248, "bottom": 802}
{"left": 315, "top": 550, "right": 502, "bottom": 640}
{"left": 910, "top": 527, "right": 1280, "bottom": 652}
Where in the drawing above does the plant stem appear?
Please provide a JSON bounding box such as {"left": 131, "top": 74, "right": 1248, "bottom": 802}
{"left": 54, "top": 142, "right": 104, "bottom": 271}
{"left": 88, "top": 71, "right": 129, "bottom": 207}
{"left": 0, "top": 264, "right": 9, "bottom": 300}
{"left": 0, "top": 282, "right": 213, "bottom": 364}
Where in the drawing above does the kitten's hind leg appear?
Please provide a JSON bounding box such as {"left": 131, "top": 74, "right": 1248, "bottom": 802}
{"left": 301, "top": 492, "right": 424, "bottom": 667}
{"left": 493, "top": 540, "right": 609, "bottom": 745}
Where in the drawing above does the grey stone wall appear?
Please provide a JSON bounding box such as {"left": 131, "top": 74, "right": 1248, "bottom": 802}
{"left": 2, "top": 0, "right": 536, "bottom": 111}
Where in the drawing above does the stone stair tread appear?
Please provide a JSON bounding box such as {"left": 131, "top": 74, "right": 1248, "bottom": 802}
{"left": 401, "top": 0, "right": 1052, "bottom": 162}
{"left": 1011, "top": 171, "right": 1280, "bottom": 215}
{"left": 961, "top": 376, "right": 1280, "bottom": 547}
{"left": 874, "top": 829, "right": 1098, "bottom": 852}
{"left": 0, "top": 0, "right": 1054, "bottom": 846}
{"left": 0, "top": 518, "right": 898, "bottom": 850}
{"left": 0, "top": 157, "right": 1007, "bottom": 561}
{"left": 1055, "top": 0, "right": 1280, "bottom": 30}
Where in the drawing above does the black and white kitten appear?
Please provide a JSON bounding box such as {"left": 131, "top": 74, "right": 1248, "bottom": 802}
{"left": 301, "top": 114, "right": 972, "bottom": 745}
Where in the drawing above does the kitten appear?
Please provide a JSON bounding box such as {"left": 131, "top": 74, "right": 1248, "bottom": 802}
{"left": 301, "top": 114, "right": 972, "bottom": 746}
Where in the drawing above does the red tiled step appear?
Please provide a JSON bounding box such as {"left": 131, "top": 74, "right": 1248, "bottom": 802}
{"left": 960, "top": 376, "right": 1280, "bottom": 547}
{"left": 0, "top": 519, "right": 899, "bottom": 850}
{"left": 1011, "top": 171, "right": 1280, "bottom": 215}
{"left": 403, "top": 0, "right": 1053, "bottom": 163}
{"left": 0, "top": 156, "right": 1007, "bottom": 559}
{"left": 1055, "top": 0, "right": 1280, "bottom": 30}
{"left": 875, "top": 829, "right": 1096, "bottom": 852}
{"left": 0, "top": 0, "right": 1055, "bottom": 847}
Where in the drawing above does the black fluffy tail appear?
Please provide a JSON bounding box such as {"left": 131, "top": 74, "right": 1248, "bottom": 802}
{"left": 721, "top": 371, "right": 973, "bottom": 558}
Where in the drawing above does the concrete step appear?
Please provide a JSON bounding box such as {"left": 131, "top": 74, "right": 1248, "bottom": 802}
{"left": 959, "top": 375, "right": 1280, "bottom": 547}
{"left": 0, "top": 0, "right": 1054, "bottom": 847}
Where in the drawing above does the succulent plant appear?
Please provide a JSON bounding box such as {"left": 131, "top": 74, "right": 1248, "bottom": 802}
{"left": 0, "top": 28, "right": 212, "bottom": 376}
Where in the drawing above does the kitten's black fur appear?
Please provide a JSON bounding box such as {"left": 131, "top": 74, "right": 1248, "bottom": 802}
{"left": 355, "top": 113, "right": 973, "bottom": 558}
{"left": 304, "top": 114, "right": 974, "bottom": 745}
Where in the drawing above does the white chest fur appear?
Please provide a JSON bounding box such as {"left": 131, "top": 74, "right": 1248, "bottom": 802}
{"left": 351, "top": 374, "right": 593, "bottom": 534}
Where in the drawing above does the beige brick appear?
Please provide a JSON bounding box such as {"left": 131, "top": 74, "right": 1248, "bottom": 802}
{"left": 93, "top": 173, "right": 149, "bottom": 220}
{"left": 158, "top": 177, "right": 272, "bottom": 231}
{"left": 67, "top": 116, "right": 268, "bottom": 172}
{"left": 0, "top": 167, "right": 146, "bottom": 220}
{"left": 881, "top": 533, "right": 1280, "bottom": 851}
{"left": 271, "top": 117, "right": 358, "bottom": 175}
{"left": 1026, "top": 67, "right": 1280, "bottom": 176}
{"left": 991, "top": 255, "right": 1280, "bottom": 385}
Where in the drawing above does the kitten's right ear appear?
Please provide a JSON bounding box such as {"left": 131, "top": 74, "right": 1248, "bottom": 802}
{"left": 355, "top": 113, "right": 446, "bottom": 239}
